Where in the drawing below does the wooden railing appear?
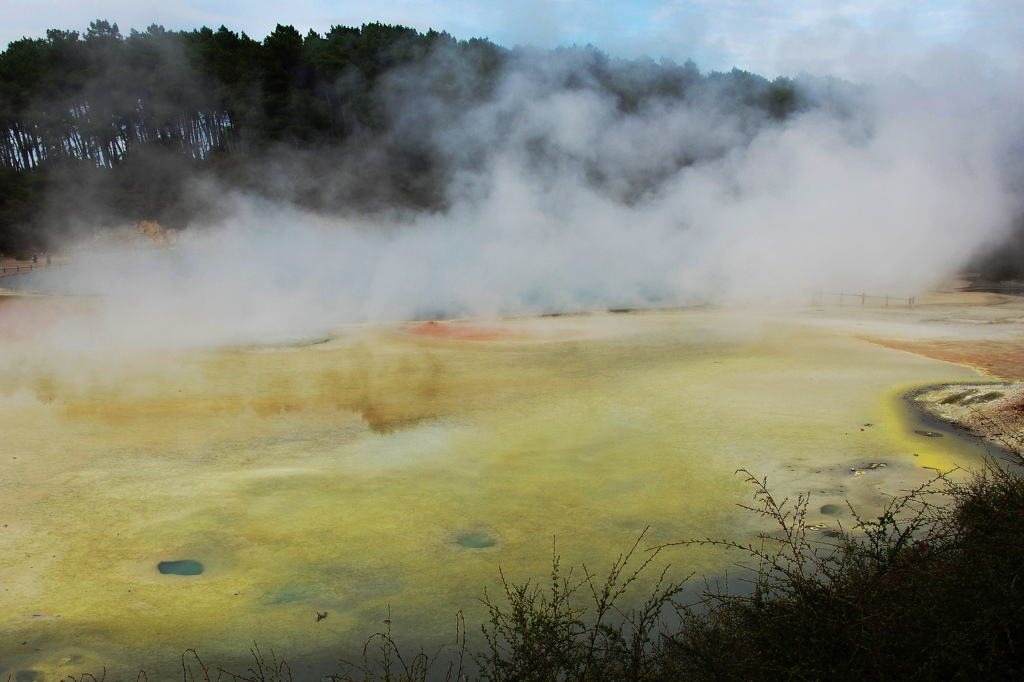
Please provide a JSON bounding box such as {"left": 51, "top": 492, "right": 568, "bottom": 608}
{"left": 813, "top": 291, "right": 915, "bottom": 308}
{"left": 0, "top": 260, "right": 64, "bottom": 277}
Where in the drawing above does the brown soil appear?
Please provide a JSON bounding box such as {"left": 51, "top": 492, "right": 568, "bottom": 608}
{"left": 858, "top": 337, "right": 1024, "bottom": 381}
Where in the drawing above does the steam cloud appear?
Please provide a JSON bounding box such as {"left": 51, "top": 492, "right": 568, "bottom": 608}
{"left": 16, "top": 42, "right": 1024, "bottom": 349}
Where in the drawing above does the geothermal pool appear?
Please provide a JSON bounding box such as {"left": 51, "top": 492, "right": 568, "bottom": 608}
{"left": 0, "top": 298, "right": 1003, "bottom": 679}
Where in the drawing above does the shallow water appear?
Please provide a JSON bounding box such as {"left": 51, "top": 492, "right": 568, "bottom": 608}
{"left": 0, "top": 307, "right": 986, "bottom": 679}
{"left": 158, "top": 560, "right": 205, "bottom": 576}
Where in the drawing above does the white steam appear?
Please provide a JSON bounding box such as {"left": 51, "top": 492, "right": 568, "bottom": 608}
{"left": 19, "top": 47, "right": 1024, "bottom": 349}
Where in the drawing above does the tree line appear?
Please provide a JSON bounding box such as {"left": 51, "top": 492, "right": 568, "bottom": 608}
{"left": 0, "top": 19, "right": 803, "bottom": 254}
{"left": 0, "top": 20, "right": 503, "bottom": 169}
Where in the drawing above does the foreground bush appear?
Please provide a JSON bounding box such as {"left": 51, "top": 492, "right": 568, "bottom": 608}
{"left": 334, "top": 454, "right": 1024, "bottom": 681}
{"left": 666, "top": 466, "right": 1024, "bottom": 680}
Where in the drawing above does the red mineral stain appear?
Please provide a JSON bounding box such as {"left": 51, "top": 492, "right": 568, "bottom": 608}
{"left": 0, "top": 298, "right": 79, "bottom": 340}
{"left": 403, "top": 320, "right": 519, "bottom": 341}
{"left": 858, "top": 336, "right": 1024, "bottom": 381}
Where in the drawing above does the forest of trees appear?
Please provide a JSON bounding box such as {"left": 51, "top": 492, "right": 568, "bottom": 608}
{"left": 0, "top": 19, "right": 807, "bottom": 254}
{"left": 0, "top": 20, "right": 504, "bottom": 169}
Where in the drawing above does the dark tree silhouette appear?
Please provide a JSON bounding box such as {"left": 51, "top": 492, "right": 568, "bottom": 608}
{"left": 0, "top": 19, "right": 815, "bottom": 254}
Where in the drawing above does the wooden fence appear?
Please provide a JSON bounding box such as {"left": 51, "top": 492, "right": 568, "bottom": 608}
{"left": 813, "top": 291, "right": 915, "bottom": 308}
{"left": 0, "top": 260, "right": 64, "bottom": 278}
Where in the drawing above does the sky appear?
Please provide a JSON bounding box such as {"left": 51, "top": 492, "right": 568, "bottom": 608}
{"left": 3, "top": 0, "right": 1023, "bottom": 78}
